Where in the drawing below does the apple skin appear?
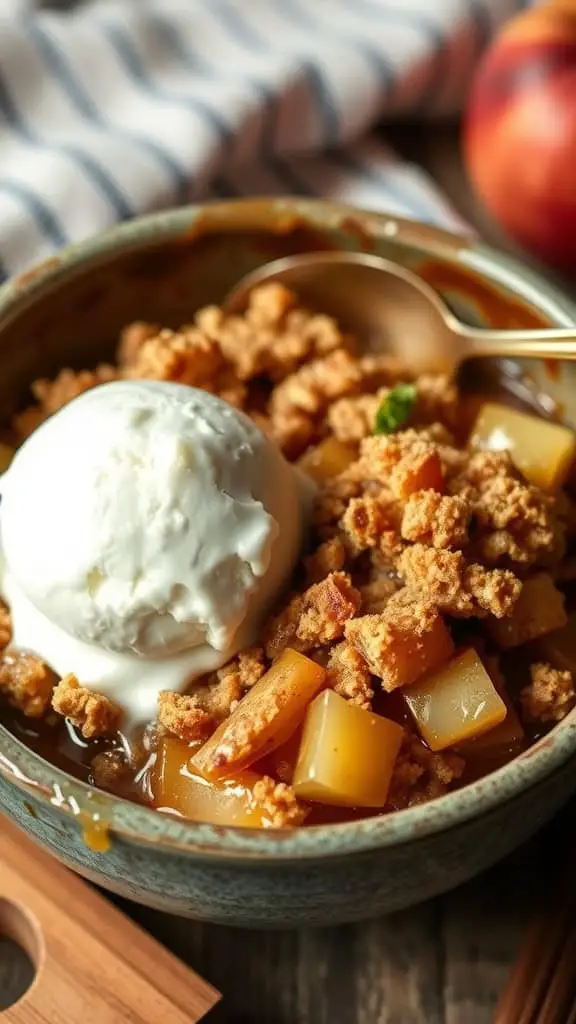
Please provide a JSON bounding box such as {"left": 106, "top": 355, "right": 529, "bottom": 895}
{"left": 464, "top": 1, "right": 576, "bottom": 271}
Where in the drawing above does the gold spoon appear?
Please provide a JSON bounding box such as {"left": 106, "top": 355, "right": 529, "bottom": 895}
{"left": 224, "top": 251, "right": 576, "bottom": 376}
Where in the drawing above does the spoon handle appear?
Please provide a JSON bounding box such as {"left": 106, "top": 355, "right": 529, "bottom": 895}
{"left": 456, "top": 325, "right": 576, "bottom": 361}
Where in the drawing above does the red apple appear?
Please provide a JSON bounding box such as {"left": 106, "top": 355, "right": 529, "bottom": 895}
{"left": 464, "top": 0, "right": 576, "bottom": 270}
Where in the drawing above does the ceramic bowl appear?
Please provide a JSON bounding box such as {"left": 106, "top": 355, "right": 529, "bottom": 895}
{"left": 1, "top": 198, "right": 576, "bottom": 928}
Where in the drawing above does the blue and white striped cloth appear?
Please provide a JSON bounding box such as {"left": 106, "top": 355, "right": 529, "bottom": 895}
{"left": 0, "top": 0, "right": 532, "bottom": 281}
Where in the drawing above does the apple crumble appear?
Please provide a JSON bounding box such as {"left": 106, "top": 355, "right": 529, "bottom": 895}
{"left": 1, "top": 281, "right": 576, "bottom": 829}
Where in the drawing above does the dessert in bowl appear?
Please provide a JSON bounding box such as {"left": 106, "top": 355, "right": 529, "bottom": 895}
{"left": 0, "top": 198, "right": 575, "bottom": 926}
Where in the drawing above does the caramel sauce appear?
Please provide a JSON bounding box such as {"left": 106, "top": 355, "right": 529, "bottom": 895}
{"left": 79, "top": 813, "right": 111, "bottom": 853}
{"left": 0, "top": 708, "right": 149, "bottom": 847}
{"left": 417, "top": 261, "right": 549, "bottom": 330}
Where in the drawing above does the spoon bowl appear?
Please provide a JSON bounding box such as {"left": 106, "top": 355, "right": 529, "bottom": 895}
{"left": 224, "top": 251, "right": 576, "bottom": 375}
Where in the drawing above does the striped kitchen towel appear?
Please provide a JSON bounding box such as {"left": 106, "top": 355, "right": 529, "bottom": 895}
{"left": 0, "top": 0, "right": 531, "bottom": 281}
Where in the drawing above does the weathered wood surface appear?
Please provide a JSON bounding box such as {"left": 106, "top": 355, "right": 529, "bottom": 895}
{"left": 3, "top": 804, "right": 571, "bottom": 1022}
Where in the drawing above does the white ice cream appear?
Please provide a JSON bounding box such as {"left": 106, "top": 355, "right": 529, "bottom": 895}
{"left": 0, "top": 380, "right": 307, "bottom": 722}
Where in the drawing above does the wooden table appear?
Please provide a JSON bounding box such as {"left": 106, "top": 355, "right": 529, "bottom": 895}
{"left": 1, "top": 122, "right": 574, "bottom": 1024}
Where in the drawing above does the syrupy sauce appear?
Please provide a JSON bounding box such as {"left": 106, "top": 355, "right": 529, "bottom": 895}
{"left": 0, "top": 706, "right": 150, "bottom": 804}
{"left": 3, "top": 707, "right": 106, "bottom": 783}
{"left": 0, "top": 598, "right": 559, "bottom": 831}
{"left": 418, "top": 262, "right": 549, "bottom": 332}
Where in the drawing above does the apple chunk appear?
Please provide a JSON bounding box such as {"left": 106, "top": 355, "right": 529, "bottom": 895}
{"left": 470, "top": 402, "right": 576, "bottom": 492}
{"left": 293, "top": 690, "right": 404, "bottom": 808}
{"left": 404, "top": 648, "right": 507, "bottom": 752}
{"left": 151, "top": 736, "right": 272, "bottom": 827}
{"left": 192, "top": 649, "right": 325, "bottom": 780}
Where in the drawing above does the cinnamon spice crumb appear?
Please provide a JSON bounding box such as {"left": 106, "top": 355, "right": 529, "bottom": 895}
{"left": 216, "top": 647, "right": 267, "bottom": 694}
{"left": 388, "top": 734, "right": 465, "bottom": 809}
{"left": 265, "top": 572, "right": 361, "bottom": 659}
{"left": 345, "top": 588, "right": 454, "bottom": 692}
{"left": 0, "top": 651, "right": 56, "bottom": 717}
{"left": 251, "top": 776, "right": 308, "bottom": 828}
{"left": 91, "top": 750, "right": 130, "bottom": 789}
{"left": 158, "top": 691, "right": 214, "bottom": 742}
{"left": 340, "top": 495, "right": 399, "bottom": 554}
{"left": 398, "top": 544, "right": 521, "bottom": 619}
{"left": 304, "top": 536, "right": 346, "bottom": 583}
{"left": 401, "top": 491, "right": 470, "bottom": 549}
{"left": 521, "top": 662, "right": 575, "bottom": 724}
{"left": 116, "top": 321, "right": 159, "bottom": 367}
{"left": 125, "top": 326, "right": 225, "bottom": 389}
{"left": 326, "top": 642, "right": 373, "bottom": 710}
{"left": 0, "top": 602, "right": 12, "bottom": 650}
{"left": 52, "top": 674, "right": 122, "bottom": 738}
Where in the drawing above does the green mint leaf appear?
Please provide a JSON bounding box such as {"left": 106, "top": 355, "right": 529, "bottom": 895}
{"left": 374, "top": 383, "right": 417, "bottom": 435}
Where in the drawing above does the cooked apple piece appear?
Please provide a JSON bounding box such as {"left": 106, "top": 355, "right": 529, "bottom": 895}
{"left": 0, "top": 443, "right": 15, "bottom": 473}
{"left": 536, "top": 612, "right": 576, "bottom": 673}
{"left": 298, "top": 437, "right": 356, "bottom": 482}
{"left": 457, "top": 694, "right": 524, "bottom": 754}
{"left": 487, "top": 573, "right": 567, "bottom": 649}
{"left": 404, "top": 648, "right": 507, "bottom": 752}
{"left": 192, "top": 649, "right": 326, "bottom": 780}
{"left": 151, "top": 736, "right": 270, "bottom": 827}
{"left": 470, "top": 402, "right": 576, "bottom": 491}
{"left": 293, "top": 690, "right": 404, "bottom": 807}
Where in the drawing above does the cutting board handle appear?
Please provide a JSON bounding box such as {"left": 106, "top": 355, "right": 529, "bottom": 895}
{"left": 0, "top": 816, "right": 220, "bottom": 1023}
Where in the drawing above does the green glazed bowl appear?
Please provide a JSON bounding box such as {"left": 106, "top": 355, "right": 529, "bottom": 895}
{"left": 1, "top": 198, "right": 575, "bottom": 928}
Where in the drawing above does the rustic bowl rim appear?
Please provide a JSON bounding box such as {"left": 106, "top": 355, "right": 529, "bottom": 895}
{"left": 1, "top": 197, "right": 576, "bottom": 863}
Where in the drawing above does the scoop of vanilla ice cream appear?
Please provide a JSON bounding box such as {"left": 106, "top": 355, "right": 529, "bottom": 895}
{"left": 0, "top": 380, "right": 308, "bottom": 721}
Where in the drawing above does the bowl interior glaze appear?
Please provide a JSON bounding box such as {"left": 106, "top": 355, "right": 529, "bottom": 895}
{"left": 1, "top": 197, "right": 576, "bottom": 863}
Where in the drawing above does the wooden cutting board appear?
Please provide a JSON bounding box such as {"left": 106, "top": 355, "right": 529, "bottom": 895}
{"left": 0, "top": 816, "right": 220, "bottom": 1023}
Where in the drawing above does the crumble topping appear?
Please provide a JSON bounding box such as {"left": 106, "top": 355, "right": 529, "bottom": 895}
{"left": 251, "top": 776, "right": 308, "bottom": 828}
{"left": 158, "top": 692, "right": 214, "bottom": 743}
{"left": 0, "top": 650, "right": 56, "bottom": 717}
{"left": 51, "top": 675, "right": 122, "bottom": 739}
{"left": 0, "top": 602, "right": 12, "bottom": 650}
{"left": 326, "top": 642, "right": 373, "bottom": 710}
{"left": 304, "top": 536, "right": 347, "bottom": 584}
{"left": 398, "top": 545, "right": 521, "bottom": 619}
{"left": 521, "top": 662, "right": 575, "bottom": 724}
{"left": 388, "top": 734, "right": 465, "bottom": 810}
{"left": 345, "top": 588, "right": 454, "bottom": 692}
{"left": 400, "top": 491, "right": 470, "bottom": 549}
{"left": 264, "top": 571, "right": 361, "bottom": 659}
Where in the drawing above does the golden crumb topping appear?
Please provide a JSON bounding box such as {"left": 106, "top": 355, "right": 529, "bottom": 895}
{"left": 401, "top": 491, "right": 470, "bottom": 549}
{"left": 52, "top": 675, "right": 122, "bottom": 738}
{"left": 388, "top": 735, "right": 465, "bottom": 810}
{"left": 0, "top": 651, "right": 56, "bottom": 717}
{"left": 251, "top": 776, "right": 308, "bottom": 828}
{"left": 158, "top": 692, "right": 214, "bottom": 743}
{"left": 345, "top": 588, "right": 454, "bottom": 692}
{"left": 264, "top": 572, "right": 361, "bottom": 659}
{"left": 326, "top": 642, "right": 373, "bottom": 710}
{"left": 304, "top": 536, "right": 347, "bottom": 584}
{"left": 0, "top": 602, "right": 12, "bottom": 651}
{"left": 398, "top": 545, "right": 521, "bottom": 619}
{"left": 521, "top": 662, "right": 575, "bottom": 724}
